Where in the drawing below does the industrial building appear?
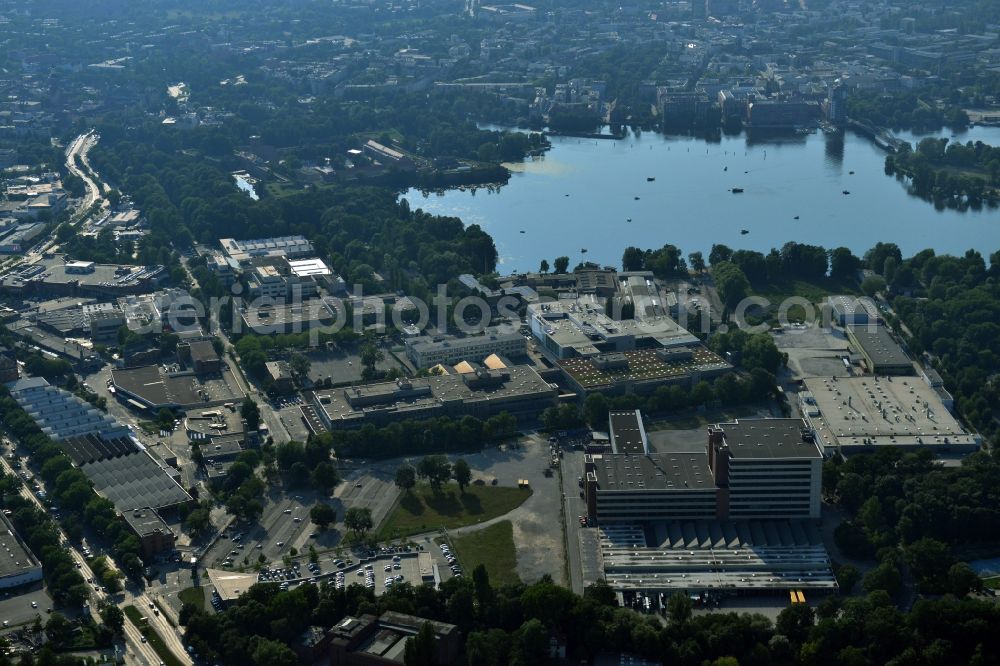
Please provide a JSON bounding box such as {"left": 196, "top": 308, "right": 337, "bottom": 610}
{"left": 62, "top": 433, "right": 193, "bottom": 514}
{"left": 800, "top": 375, "right": 980, "bottom": 453}
{"left": 608, "top": 410, "right": 650, "bottom": 454}
{"left": 328, "top": 612, "right": 459, "bottom": 666}
{"left": 592, "top": 522, "right": 838, "bottom": 596}
{"left": 826, "top": 295, "right": 880, "bottom": 326}
{"left": 0, "top": 511, "right": 44, "bottom": 590}
{"left": 528, "top": 298, "right": 700, "bottom": 359}
{"left": 309, "top": 365, "right": 556, "bottom": 430}
{"left": 219, "top": 235, "right": 314, "bottom": 263}
{"left": 8, "top": 376, "right": 130, "bottom": 441}
{"left": 404, "top": 328, "right": 526, "bottom": 369}
{"left": 559, "top": 347, "right": 731, "bottom": 396}
{"left": 240, "top": 298, "right": 338, "bottom": 334}
{"left": 111, "top": 364, "right": 243, "bottom": 411}
{"left": 0, "top": 255, "right": 165, "bottom": 297}
{"left": 178, "top": 339, "right": 221, "bottom": 375}
{"left": 584, "top": 418, "right": 823, "bottom": 522}
{"left": 846, "top": 324, "right": 913, "bottom": 375}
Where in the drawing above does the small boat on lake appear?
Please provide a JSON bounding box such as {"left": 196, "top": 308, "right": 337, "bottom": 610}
{"left": 731, "top": 187, "right": 744, "bottom": 193}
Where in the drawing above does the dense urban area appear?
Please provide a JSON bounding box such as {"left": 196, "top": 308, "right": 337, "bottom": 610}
{"left": 1, "top": 0, "right": 1000, "bottom": 665}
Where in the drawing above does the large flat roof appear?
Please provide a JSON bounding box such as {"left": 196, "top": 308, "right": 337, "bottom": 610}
{"left": 0, "top": 512, "right": 40, "bottom": 579}
{"left": 560, "top": 346, "right": 730, "bottom": 390}
{"left": 802, "top": 376, "right": 979, "bottom": 450}
{"left": 846, "top": 324, "right": 912, "bottom": 370}
{"left": 715, "top": 419, "right": 823, "bottom": 460}
{"left": 314, "top": 365, "right": 554, "bottom": 426}
{"left": 596, "top": 521, "right": 838, "bottom": 593}
{"left": 609, "top": 410, "right": 647, "bottom": 454}
{"left": 111, "top": 365, "right": 203, "bottom": 408}
{"left": 122, "top": 507, "right": 172, "bottom": 538}
{"left": 592, "top": 453, "right": 714, "bottom": 491}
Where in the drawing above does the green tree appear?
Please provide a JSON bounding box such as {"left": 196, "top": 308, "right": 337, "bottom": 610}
{"left": 583, "top": 393, "right": 610, "bottom": 428}
{"left": 344, "top": 507, "right": 373, "bottom": 536}
{"left": 360, "top": 339, "right": 384, "bottom": 377}
{"left": 403, "top": 622, "right": 437, "bottom": 666}
{"left": 538, "top": 259, "right": 549, "bottom": 273}
{"left": 395, "top": 465, "right": 417, "bottom": 493}
{"left": 688, "top": 251, "right": 706, "bottom": 273}
{"left": 289, "top": 353, "right": 311, "bottom": 382}
{"left": 453, "top": 459, "right": 471, "bottom": 494}
{"left": 775, "top": 603, "right": 815, "bottom": 645}
{"left": 622, "top": 246, "right": 645, "bottom": 272}
{"left": 861, "top": 275, "right": 887, "bottom": 297}
{"left": 241, "top": 398, "right": 261, "bottom": 431}
{"left": 99, "top": 603, "right": 125, "bottom": 634}
{"left": 667, "top": 591, "right": 692, "bottom": 625}
{"left": 417, "top": 455, "right": 452, "bottom": 491}
{"left": 309, "top": 503, "right": 336, "bottom": 530}
{"left": 311, "top": 462, "right": 340, "bottom": 493}
{"left": 553, "top": 256, "right": 570, "bottom": 274}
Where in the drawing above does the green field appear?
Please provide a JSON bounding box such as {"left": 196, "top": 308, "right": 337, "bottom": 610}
{"left": 178, "top": 586, "right": 205, "bottom": 611}
{"left": 378, "top": 483, "right": 532, "bottom": 539}
{"left": 750, "top": 277, "right": 860, "bottom": 307}
{"left": 983, "top": 576, "right": 1000, "bottom": 590}
{"left": 447, "top": 520, "right": 521, "bottom": 587}
{"left": 123, "top": 605, "right": 183, "bottom": 666}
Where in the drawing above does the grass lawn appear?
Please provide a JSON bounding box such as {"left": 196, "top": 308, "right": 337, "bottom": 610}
{"left": 178, "top": 586, "right": 205, "bottom": 611}
{"left": 378, "top": 483, "right": 532, "bottom": 539}
{"left": 124, "top": 605, "right": 183, "bottom": 666}
{"left": 983, "top": 576, "right": 1000, "bottom": 589}
{"left": 751, "top": 277, "right": 860, "bottom": 306}
{"left": 447, "top": 520, "right": 521, "bottom": 587}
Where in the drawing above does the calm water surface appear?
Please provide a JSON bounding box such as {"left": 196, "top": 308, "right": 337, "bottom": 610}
{"left": 403, "top": 126, "right": 1000, "bottom": 273}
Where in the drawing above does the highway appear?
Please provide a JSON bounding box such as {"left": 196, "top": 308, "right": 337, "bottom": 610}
{"left": 65, "top": 131, "right": 102, "bottom": 215}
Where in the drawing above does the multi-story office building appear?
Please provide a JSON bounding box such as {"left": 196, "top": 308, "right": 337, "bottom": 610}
{"left": 585, "top": 417, "right": 823, "bottom": 522}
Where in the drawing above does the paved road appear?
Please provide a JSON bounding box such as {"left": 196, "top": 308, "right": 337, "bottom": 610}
{"left": 65, "top": 131, "right": 102, "bottom": 214}
{"left": 0, "top": 440, "right": 187, "bottom": 666}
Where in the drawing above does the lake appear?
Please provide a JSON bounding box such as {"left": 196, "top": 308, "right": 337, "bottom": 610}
{"left": 402, "top": 125, "right": 1000, "bottom": 274}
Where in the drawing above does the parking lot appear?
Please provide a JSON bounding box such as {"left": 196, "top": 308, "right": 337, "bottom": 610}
{"left": 0, "top": 588, "right": 53, "bottom": 632}
{"left": 771, "top": 324, "right": 852, "bottom": 380}
{"left": 304, "top": 347, "right": 404, "bottom": 385}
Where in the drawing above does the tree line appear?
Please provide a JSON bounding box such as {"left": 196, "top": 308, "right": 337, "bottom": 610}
{"left": 175, "top": 556, "right": 1000, "bottom": 666}
{"left": 0, "top": 388, "right": 145, "bottom": 583}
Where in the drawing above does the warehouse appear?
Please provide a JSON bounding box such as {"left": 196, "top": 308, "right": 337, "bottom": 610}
{"left": 0, "top": 512, "right": 43, "bottom": 590}
{"left": 593, "top": 522, "right": 837, "bottom": 596}
{"left": 801, "top": 375, "right": 980, "bottom": 454}
{"left": 846, "top": 324, "right": 913, "bottom": 375}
